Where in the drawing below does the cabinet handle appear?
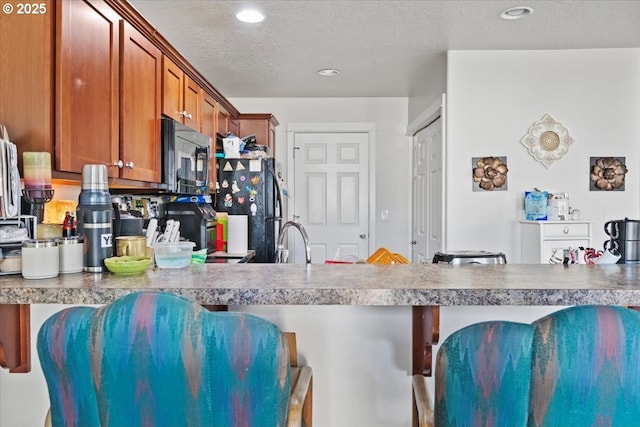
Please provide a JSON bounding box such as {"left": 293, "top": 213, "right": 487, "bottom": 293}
{"left": 113, "top": 160, "right": 123, "bottom": 168}
{"left": 563, "top": 227, "right": 569, "bottom": 234}
{"left": 186, "top": 113, "right": 193, "bottom": 120}
{"left": 125, "top": 161, "right": 134, "bottom": 169}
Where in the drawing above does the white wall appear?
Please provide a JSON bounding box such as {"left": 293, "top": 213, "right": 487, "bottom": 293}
{"left": 445, "top": 49, "right": 640, "bottom": 260}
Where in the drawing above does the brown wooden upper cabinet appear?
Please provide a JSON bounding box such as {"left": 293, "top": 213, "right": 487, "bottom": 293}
{"left": 56, "top": 0, "right": 162, "bottom": 183}
{"left": 56, "top": 0, "right": 121, "bottom": 177}
{"left": 120, "top": 21, "right": 162, "bottom": 183}
{"left": 238, "top": 114, "right": 279, "bottom": 155}
{"left": 162, "top": 56, "right": 202, "bottom": 131}
{"left": 0, "top": 0, "right": 269, "bottom": 189}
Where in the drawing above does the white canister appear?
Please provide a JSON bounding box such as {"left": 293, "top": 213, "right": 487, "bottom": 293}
{"left": 21, "top": 239, "right": 59, "bottom": 279}
{"left": 58, "top": 236, "right": 84, "bottom": 274}
{"left": 548, "top": 194, "right": 570, "bottom": 220}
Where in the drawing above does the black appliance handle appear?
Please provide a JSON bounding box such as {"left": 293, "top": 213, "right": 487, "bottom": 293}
{"left": 267, "top": 161, "right": 283, "bottom": 221}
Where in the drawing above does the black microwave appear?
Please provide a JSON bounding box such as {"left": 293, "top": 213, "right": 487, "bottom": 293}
{"left": 161, "top": 116, "right": 211, "bottom": 195}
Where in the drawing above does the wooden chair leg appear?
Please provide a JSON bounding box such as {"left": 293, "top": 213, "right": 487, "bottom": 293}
{"left": 285, "top": 332, "right": 313, "bottom": 427}
{"left": 301, "top": 375, "right": 313, "bottom": 427}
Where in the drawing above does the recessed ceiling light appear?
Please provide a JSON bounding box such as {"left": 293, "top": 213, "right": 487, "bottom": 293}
{"left": 236, "top": 9, "right": 264, "bottom": 23}
{"left": 500, "top": 6, "right": 534, "bottom": 20}
{"left": 317, "top": 68, "right": 340, "bottom": 76}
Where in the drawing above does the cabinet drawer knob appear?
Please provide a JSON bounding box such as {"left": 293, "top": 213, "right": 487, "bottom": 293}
{"left": 125, "top": 161, "right": 135, "bottom": 169}
{"left": 113, "top": 160, "right": 123, "bottom": 168}
{"left": 563, "top": 227, "right": 569, "bottom": 234}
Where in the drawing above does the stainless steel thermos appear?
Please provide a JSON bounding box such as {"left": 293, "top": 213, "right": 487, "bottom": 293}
{"left": 76, "top": 164, "right": 113, "bottom": 272}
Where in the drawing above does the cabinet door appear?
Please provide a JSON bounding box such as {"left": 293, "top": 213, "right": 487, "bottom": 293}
{"left": 120, "top": 21, "right": 161, "bottom": 183}
{"left": 183, "top": 75, "right": 202, "bottom": 131}
{"left": 229, "top": 118, "right": 239, "bottom": 137}
{"left": 0, "top": 0, "right": 54, "bottom": 167}
{"left": 162, "top": 56, "right": 183, "bottom": 122}
{"left": 56, "top": 0, "right": 120, "bottom": 177}
{"left": 202, "top": 93, "right": 217, "bottom": 190}
{"left": 217, "top": 104, "right": 230, "bottom": 135}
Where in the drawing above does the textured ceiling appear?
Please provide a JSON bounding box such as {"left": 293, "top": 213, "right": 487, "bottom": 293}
{"left": 129, "top": 1, "right": 640, "bottom": 98}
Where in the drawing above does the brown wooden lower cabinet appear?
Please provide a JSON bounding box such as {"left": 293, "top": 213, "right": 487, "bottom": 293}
{"left": 0, "top": 304, "right": 31, "bottom": 373}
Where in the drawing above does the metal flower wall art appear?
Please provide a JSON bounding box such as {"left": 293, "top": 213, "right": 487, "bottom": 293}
{"left": 520, "top": 113, "right": 574, "bottom": 168}
{"left": 472, "top": 156, "right": 508, "bottom": 191}
{"left": 590, "top": 157, "right": 628, "bottom": 191}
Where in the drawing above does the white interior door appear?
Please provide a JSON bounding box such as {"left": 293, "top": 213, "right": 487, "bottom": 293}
{"left": 291, "top": 131, "right": 370, "bottom": 263}
{"left": 412, "top": 117, "right": 443, "bottom": 263}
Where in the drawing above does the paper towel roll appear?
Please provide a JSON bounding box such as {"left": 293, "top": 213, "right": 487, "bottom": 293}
{"left": 226, "top": 215, "right": 248, "bottom": 254}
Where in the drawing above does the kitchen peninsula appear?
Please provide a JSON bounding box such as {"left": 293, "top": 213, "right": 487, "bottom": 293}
{"left": 2, "top": 262, "right": 640, "bottom": 376}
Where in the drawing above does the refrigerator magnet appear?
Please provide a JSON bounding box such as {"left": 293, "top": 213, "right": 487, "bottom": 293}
{"left": 221, "top": 179, "right": 229, "bottom": 188}
{"left": 223, "top": 194, "right": 232, "bottom": 207}
{"left": 235, "top": 162, "right": 245, "bottom": 171}
{"left": 223, "top": 161, "right": 233, "bottom": 171}
{"left": 231, "top": 180, "right": 241, "bottom": 193}
{"left": 240, "top": 175, "right": 246, "bottom": 182}
{"left": 249, "top": 160, "right": 262, "bottom": 172}
{"left": 237, "top": 197, "right": 245, "bottom": 204}
{"left": 251, "top": 176, "right": 260, "bottom": 185}
{"left": 251, "top": 203, "right": 258, "bottom": 216}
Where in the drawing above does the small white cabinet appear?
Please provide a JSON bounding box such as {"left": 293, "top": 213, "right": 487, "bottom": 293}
{"left": 520, "top": 220, "right": 593, "bottom": 264}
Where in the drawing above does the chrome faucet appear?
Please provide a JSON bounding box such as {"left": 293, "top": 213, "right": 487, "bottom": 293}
{"left": 276, "top": 220, "right": 312, "bottom": 264}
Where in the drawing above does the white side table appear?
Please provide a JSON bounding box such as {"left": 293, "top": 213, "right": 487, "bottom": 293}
{"left": 520, "top": 220, "right": 593, "bottom": 264}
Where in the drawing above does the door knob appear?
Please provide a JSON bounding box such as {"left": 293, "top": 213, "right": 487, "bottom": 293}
{"left": 359, "top": 233, "right": 367, "bottom": 240}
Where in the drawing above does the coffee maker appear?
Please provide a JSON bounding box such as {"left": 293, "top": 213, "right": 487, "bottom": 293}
{"left": 604, "top": 218, "right": 640, "bottom": 263}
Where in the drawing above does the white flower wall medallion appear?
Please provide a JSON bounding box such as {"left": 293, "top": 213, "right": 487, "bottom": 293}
{"left": 520, "top": 113, "right": 574, "bottom": 168}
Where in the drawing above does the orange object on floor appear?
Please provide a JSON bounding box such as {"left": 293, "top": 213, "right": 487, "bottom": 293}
{"left": 367, "top": 247, "right": 410, "bottom": 264}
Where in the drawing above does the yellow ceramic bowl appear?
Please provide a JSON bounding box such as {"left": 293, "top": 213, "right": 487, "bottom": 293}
{"left": 104, "top": 256, "right": 151, "bottom": 275}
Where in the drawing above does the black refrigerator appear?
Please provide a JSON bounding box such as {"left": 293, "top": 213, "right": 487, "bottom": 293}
{"left": 216, "top": 157, "right": 282, "bottom": 262}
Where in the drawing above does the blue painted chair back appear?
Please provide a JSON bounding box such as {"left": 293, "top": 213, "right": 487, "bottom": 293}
{"left": 433, "top": 305, "right": 640, "bottom": 427}
{"left": 434, "top": 321, "right": 535, "bottom": 427}
{"left": 529, "top": 305, "right": 640, "bottom": 427}
{"left": 38, "top": 291, "right": 291, "bottom": 427}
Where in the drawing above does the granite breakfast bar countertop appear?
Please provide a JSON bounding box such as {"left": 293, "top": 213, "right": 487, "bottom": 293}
{"left": 2, "top": 263, "right": 640, "bottom": 305}
{"left": 3, "top": 263, "right": 640, "bottom": 375}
